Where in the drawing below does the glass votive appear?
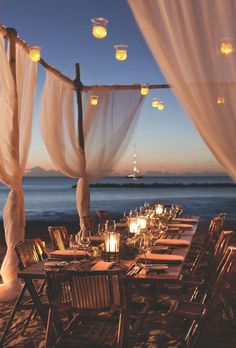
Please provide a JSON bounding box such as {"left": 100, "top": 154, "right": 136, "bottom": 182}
{"left": 129, "top": 217, "right": 140, "bottom": 234}
{"left": 29, "top": 46, "right": 41, "bottom": 62}
{"left": 104, "top": 231, "right": 120, "bottom": 261}
{"left": 114, "top": 44, "right": 128, "bottom": 61}
{"left": 91, "top": 17, "right": 109, "bottom": 39}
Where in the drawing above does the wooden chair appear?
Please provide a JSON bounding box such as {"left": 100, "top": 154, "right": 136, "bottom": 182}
{"left": 0, "top": 239, "right": 49, "bottom": 346}
{"left": 166, "top": 246, "right": 236, "bottom": 347}
{"left": 185, "top": 214, "right": 227, "bottom": 276}
{"left": 96, "top": 210, "right": 110, "bottom": 223}
{"left": 48, "top": 225, "right": 69, "bottom": 250}
{"left": 81, "top": 215, "right": 98, "bottom": 235}
{"left": 45, "top": 268, "right": 127, "bottom": 348}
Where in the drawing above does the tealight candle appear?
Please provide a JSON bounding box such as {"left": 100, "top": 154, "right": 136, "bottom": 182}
{"left": 155, "top": 204, "right": 164, "bottom": 216}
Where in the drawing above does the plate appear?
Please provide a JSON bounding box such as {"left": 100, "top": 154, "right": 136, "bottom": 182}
{"left": 44, "top": 261, "right": 67, "bottom": 268}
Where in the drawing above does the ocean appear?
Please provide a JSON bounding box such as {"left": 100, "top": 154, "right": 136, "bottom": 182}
{"left": 0, "top": 176, "right": 236, "bottom": 221}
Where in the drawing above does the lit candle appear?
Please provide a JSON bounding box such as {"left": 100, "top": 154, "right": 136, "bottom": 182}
{"left": 90, "top": 95, "right": 98, "bottom": 106}
{"left": 29, "top": 46, "right": 41, "bottom": 62}
{"left": 140, "top": 84, "right": 149, "bottom": 96}
{"left": 105, "top": 232, "right": 120, "bottom": 253}
{"left": 155, "top": 204, "right": 164, "bottom": 216}
{"left": 129, "top": 217, "right": 140, "bottom": 234}
{"left": 152, "top": 97, "right": 160, "bottom": 108}
{"left": 114, "top": 45, "right": 128, "bottom": 61}
{"left": 91, "top": 17, "right": 109, "bottom": 39}
{"left": 220, "top": 38, "right": 233, "bottom": 55}
{"left": 138, "top": 216, "right": 147, "bottom": 230}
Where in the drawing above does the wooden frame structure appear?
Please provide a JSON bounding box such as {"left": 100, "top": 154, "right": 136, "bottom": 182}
{"left": 0, "top": 23, "right": 171, "bottom": 153}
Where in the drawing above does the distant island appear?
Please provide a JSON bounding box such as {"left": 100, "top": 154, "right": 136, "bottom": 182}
{"left": 25, "top": 166, "right": 227, "bottom": 177}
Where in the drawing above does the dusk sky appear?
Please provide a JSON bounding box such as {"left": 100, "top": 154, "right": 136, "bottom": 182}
{"left": 0, "top": 0, "right": 226, "bottom": 175}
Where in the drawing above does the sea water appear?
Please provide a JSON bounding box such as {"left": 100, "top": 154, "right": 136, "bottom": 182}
{"left": 0, "top": 176, "right": 235, "bottom": 221}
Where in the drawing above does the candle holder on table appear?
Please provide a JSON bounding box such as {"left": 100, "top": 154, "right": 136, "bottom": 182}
{"left": 104, "top": 231, "right": 120, "bottom": 262}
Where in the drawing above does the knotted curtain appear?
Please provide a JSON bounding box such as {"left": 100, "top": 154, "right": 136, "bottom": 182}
{"left": 40, "top": 71, "right": 144, "bottom": 225}
{"left": 0, "top": 38, "right": 37, "bottom": 301}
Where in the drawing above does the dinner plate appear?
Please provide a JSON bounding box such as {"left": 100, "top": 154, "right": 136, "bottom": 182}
{"left": 44, "top": 261, "right": 68, "bottom": 268}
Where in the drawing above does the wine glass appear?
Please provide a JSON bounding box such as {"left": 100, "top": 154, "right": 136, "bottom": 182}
{"left": 69, "top": 234, "right": 79, "bottom": 262}
{"left": 98, "top": 223, "right": 105, "bottom": 236}
{"left": 105, "top": 219, "right": 116, "bottom": 232}
{"left": 77, "top": 230, "right": 91, "bottom": 250}
{"left": 138, "top": 233, "right": 151, "bottom": 265}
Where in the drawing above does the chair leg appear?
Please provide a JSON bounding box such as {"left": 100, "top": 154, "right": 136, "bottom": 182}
{"left": 0, "top": 283, "right": 28, "bottom": 345}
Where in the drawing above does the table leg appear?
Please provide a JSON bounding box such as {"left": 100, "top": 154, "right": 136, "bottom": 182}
{"left": 24, "top": 279, "right": 48, "bottom": 326}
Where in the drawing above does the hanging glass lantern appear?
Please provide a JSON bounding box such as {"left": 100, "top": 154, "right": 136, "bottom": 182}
{"left": 29, "top": 46, "right": 41, "bottom": 62}
{"left": 220, "top": 38, "right": 233, "bottom": 55}
{"left": 90, "top": 95, "right": 98, "bottom": 106}
{"left": 158, "top": 102, "right": 165, "bottom": 110}
{"left": 114, "top": 45, "right": 128, "bottom": 61}
{"left": 140, "top": 84, "right": 149, "bottom": 96}
{"left": 217, "top": 96, "right": 225, "bottom": 104}
{"left": 152, "top": 97, "right": 160, "bottom": 108}
{"left": 91, "top": 17, "right": 108, "bottom": 39}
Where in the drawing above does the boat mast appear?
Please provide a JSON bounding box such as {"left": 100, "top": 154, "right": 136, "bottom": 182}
{"left": 133, "top": 144, "right": 139, "bottom": 174}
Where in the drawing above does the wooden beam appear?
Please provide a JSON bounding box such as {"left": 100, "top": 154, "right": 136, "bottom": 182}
{"left": 6, "top": 27, "right": 20, "bottom": 162}
{"left": 75, "top": 63, "right": 85, "bottom": 151}
{"left": 81, "top": 83, "right": 171, "bottom": 91}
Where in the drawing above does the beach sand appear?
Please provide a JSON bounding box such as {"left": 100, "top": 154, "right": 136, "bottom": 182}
{"left": 0, "top": 219, "right": 235, "bottom": 347}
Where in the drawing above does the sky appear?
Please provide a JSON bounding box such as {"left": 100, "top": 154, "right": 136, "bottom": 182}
{"left": 0, "top": 0, "right": 226, "bottom": 175}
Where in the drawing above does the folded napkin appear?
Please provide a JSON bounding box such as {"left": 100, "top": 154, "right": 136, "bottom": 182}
{"left": 50, "top": 249, "right": 90, "bottom": 257}
{"left": 173, "top": 218, "right": 198, "bottom": 223}
{"left": 90, "top": 236, "right": 104, "bottom": 242}
{"left": 91, "top": 260, "right": 115, "bottom": 271}
{"left": 140, "top": 253, "right": 184, "bottom": 263}
{"left": 155, "top": 238, "right": 190, "bottom": 247}
{"left": 116, "top": 222, "right": 128, "bottom": 228}
{"left": 168, "top": 223, "right": 193, "bottom": 229}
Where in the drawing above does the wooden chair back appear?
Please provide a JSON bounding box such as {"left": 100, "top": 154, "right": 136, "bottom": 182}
{"left": 48, "top": 225, "right": 69, "bottom": 250}
{"left": 211, "top": 246, "right": 236, "bottom": 303}
{"left": 46, "top": 269, "right": 125, "bottom": 312}
{"left": 213, "top": 230, "right": 233, "bottom": 265}
{"left": 208, "top": 213, "right": 226, "bottom": 244}
{"left": 81, "top": 215, "right": 98, "bottom": 235}
{"left": 96, "top": 210, "right": 110, "bottom": 223}
{"left": 15, "top": 239, "right": 48, "bottom": 270}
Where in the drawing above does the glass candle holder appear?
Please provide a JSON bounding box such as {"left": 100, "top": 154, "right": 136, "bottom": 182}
{"left": 29, "top": 46, "right": 41, "bottom": 62}
{"left": 90, "top": 95, "right": 98, "bottom": 106}
{"left": 155, "top": 204, "right": 164, "bottom": 216}
{"left": 140, "top": 84, "right": 149, "bottom": 96}
{"left": 91, "top": 17, "right": 108, "bottom": 39}
{"left": 138, "top": 215, "right": 147, "bottom": 230}
{"left": 104, "top": 231, "right": 120, "bottom": 261}
{"left": 114, "top": 45, "right": 128, "bottom": 61}
{"left": 129, "top": 217, "right": 140, "bottom": 235}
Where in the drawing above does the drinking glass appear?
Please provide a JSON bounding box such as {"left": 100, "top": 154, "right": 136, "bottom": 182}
{"left": 138, "top": 233, "right": 151, "bottom": 265}
{"left": 105, "top": 219, "right": 116, "bottom": 232}
{"left": 77, "top": 230, "right": 91, "bottom": 249}
{"left": 69, "top": 234, "right": 79, "bottom": 262}
{"left": 98, "top": 223, "right": 105, "bottom": 236}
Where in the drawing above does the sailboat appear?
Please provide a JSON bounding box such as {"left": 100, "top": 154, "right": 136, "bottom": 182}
{"left": 126, "top": 145, "right": 143, "bottom": 179}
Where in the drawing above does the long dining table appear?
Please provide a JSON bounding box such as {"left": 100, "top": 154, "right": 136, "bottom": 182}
{"left": 15, "top": 215, "right": 199, "bottom": 334}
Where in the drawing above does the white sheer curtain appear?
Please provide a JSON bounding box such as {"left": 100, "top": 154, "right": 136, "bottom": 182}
{"left": 128, "top": 0, "right": 236, "bottom": 179}
{"left": 41, "top": 72, "right": 144, "bottom": 224}
{"left": 0, "top": 39, "right": 37, "bottom": 301}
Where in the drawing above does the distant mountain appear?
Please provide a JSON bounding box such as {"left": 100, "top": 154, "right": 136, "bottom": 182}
{"left": 25, "top": 166, "right": 63, "bottom": 177}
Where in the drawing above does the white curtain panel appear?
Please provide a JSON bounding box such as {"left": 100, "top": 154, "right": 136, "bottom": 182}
{"left": 41, "top": 72, "right": 144, "bottom": 224}
{"left": 0, "top": 40, "right": 37, "bottom": 301}
{"left": 128, "top": 0, "right": 236, "bottom": 179}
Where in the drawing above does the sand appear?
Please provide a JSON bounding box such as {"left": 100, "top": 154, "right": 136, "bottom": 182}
{"left": 0, "top": 219, "right": 235, "bottom": 347}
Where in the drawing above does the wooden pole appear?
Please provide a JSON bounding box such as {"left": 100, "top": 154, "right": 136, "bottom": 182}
{"left": 7, "top": 27, "right": 19, "bottom": 161}
{"left": 82, "top": 83, "right": 171, "bottom": 91}
{"left": 75, "top": 63, "right": 85, "bottom": 151}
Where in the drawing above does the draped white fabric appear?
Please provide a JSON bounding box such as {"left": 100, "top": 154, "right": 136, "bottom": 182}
{"left": 128, "top": 0, "right": 236, "bottom": 178}
{"left": 41, "top": 72, "right": 144, "bottom": 224}
{"left": 0, "top": 40, "right": 37, "bottom": 301}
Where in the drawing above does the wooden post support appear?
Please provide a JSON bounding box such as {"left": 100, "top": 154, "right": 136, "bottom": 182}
{"left": 6, "top": 27, "right": 19, "bottom": 161}
{"left": 75, "top": 63, "right": 85, "bottom": 151}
